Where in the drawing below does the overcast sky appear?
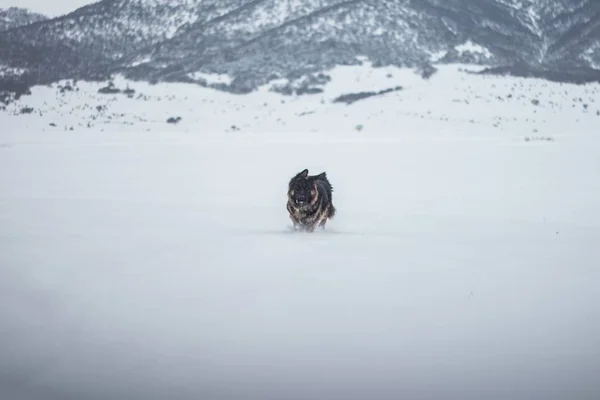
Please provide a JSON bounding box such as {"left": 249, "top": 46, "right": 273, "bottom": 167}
{"left": 0, "top": 0, "right": 94, "bottom": 16}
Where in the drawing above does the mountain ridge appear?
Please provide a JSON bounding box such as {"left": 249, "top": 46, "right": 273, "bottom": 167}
{"left": 1, "top": 0, "right": 599, "bottom": 96}
{"left": 0, "top": 7, "right": 47, "bottom": 32}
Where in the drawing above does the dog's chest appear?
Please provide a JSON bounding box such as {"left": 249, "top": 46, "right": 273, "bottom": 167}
{"left": 288, "top": 202, "right": 319, "bottom": 222}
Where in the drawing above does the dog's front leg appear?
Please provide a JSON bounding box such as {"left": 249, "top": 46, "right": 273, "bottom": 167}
{"left": 289, "top": 214, "right": 301, "bottom": 230}
{"left": 318, "top": 218, "right": 327, "bottom": 229}
{"left": 304, "top": 223, "right": 317, "bottom": 233}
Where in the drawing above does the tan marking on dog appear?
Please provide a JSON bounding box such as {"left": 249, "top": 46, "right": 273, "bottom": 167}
{"left": 309, "top": 183, "right": 319, "bottom": 206}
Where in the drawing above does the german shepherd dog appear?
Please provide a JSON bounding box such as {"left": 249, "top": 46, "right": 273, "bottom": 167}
{"left": 287, "top": 169, "right": 336, "bottom": 232}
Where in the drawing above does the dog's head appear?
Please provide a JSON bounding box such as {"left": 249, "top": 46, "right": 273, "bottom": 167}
{"left": 288, "top": 169, "right": 317, "bottom": 208}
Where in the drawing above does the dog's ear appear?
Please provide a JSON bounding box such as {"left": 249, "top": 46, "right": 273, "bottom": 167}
{"left": 297, "top": 169, "right": 309, "bottom": 178}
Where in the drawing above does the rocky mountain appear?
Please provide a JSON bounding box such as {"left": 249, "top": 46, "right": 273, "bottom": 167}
{"left": 115, "top": 0, "right": 464, "bottom": 92}
{"left": 0, "top": 7, "right": 47, "bottom": 32}
{"left": 414, "top": 0, "right": 600, "bottom": 67}
{"left": 0, "top": 0, "right": 214, "bottom": 83}
{"left": 1, "top": 0, "right": 599, "bottom": 95}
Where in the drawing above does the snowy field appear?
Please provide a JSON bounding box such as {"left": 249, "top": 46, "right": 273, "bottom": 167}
{"left": 1, "top": 65, "right": 600, "bottom": 400}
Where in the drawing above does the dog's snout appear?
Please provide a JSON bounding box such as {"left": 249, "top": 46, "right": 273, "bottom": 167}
{"left": 296, "top": 194, "right": 306, "bottom": 202}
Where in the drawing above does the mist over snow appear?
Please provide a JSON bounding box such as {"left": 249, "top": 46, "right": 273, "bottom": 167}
{"left": 1, "top": 36, "right": 600, "bottom": 400}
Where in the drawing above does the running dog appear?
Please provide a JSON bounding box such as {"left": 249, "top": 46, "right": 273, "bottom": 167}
{"left": 286, "top": 168, "right": 336, "bottom": 232}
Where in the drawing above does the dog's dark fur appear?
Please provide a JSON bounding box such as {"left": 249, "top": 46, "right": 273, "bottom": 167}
{"left": 287, "top": 169, "right": 336, "bottom": 232}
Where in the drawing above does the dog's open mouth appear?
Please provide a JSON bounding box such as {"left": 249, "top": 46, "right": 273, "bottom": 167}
{"left": 295, "top": 199, "right": 306, "bottom": 205}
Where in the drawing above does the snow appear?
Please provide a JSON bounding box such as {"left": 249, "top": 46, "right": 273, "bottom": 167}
{"left": 208, "top": 0, "right": 323, "bottom": 35}
{"left": 2, "top": 64, "right": 598, "bottom": 136}
{"left": 187, "top": 71, "right": 234, "bottom": 85}
{"left": 0, "top": 64, "right": 27, "bottom": 75}
{"left": 583, "top": 46, "right": 600, "bottom": 70}
{"left": 455, "top": 40, "right": 493, "bottom": 58}
{"left": 125, "top": 0, "right": 201, "bottom": 39}
{"left": 526, "top": 4, "right": 550, "bottom": 63}
{"left": 429, "top": 49, "right": 447, "bottom": 62}
{"left": 128, "top": 55, "right": 152, "bottom": 67}
{"left": 1, "top": 64, "right": 600, "bottom": 400}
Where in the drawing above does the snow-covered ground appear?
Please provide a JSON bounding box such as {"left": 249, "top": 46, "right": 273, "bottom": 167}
{"left": 1, "top": 65, "right": 600, "bottom": 400}
{"left": 2, "top": 64, "right": 598, "bottom": 136}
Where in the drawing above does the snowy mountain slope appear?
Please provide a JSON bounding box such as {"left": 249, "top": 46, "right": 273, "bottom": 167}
{"left": 0, "top": 0, "right": 235, "bottom": 82}
{"left": 413, "top": 0, "right": 600, "bottom": 67}
{"left": 1, "top": 72, "right": 600, "bottom": 400}
{"left": 2, "top": 0, "right": 600, "bottom": 94}
{"left": 0, "top": 7, "right": 47, "bottom": 32}
{"left": 540, "top": 0, "right": 600, "bottom": 68}
{"left": 118, "top": 0, "right": 456, "bottom": 91}
{"left": 415, "top": 0, "right": 540, "bottom": 65}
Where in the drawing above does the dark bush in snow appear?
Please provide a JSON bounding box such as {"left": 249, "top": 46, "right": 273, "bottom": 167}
{"left": 167, "top": 116, "right": 182, "bottom": 124}
{"left": 98, "top": 83, "right": 121, "bottom": 94}
{"left": 333, "top": 86, "right": 403, "bottom": 105}
{"left": 417, "top": 63, "right": 438, "bottom": 79}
